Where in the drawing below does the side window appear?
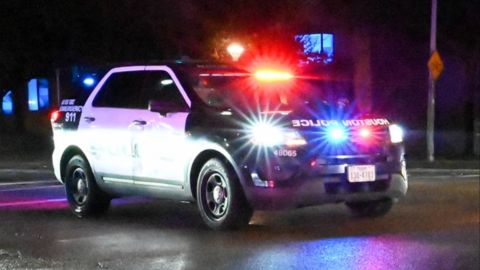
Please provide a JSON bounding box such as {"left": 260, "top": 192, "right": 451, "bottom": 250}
{"left": 92, "top": 71, "right": 145, "bottom": 108}
{"left": 139, "top": 71, "right": 188, "bottom": 109}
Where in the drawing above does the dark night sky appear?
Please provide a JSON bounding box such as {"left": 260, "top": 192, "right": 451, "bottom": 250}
{"left": 0, "top": 0, "right": 478, "bottom": 77}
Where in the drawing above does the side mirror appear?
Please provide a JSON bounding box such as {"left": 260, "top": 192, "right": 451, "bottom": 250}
{"left": 148, "top": 100, "right": 188, "bottom": 116}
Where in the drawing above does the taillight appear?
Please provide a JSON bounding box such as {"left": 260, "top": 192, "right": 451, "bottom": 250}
{"left": 50, "top": 110, "right": 60, "bottom": 122}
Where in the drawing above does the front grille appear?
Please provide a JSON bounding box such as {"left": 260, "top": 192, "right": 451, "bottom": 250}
{"left": 304, "top": 126, "right": 390, "bottom": 157}
{"left": 324, "top": 154, "right": 387, "bottom": 165}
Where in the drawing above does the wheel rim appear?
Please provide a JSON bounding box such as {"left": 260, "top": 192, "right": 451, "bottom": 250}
{"left": 203, "top": 172, "right": 229, "bottom": 219}
{"left": 70, "top": 167, "right": 89, "bottom": 205}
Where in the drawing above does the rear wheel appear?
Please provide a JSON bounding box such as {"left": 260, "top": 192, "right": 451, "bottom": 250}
{"left": 196, "top": 158, "right": 253, "bottom": 230}
{"left": 345, "top": 198, "right": 393, "bottom": 217}
{"left": 65, "top": 155, "right": 111, "bottom": 218}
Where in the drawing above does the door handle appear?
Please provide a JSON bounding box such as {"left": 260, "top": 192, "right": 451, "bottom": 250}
{"left": 132, "top": 120, "right": 147, "bottom": 126}
{"left": 84, "top": 116, "right": 95, "bottom": 123}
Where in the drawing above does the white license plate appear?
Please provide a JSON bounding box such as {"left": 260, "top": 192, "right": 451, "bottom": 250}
{"left": 347, "top": 165, "right": 376, "bottom": 182}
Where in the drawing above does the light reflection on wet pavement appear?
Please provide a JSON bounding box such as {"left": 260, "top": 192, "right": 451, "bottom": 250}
{"left": 0, "top": 178, "right": 478, "bottom": 269}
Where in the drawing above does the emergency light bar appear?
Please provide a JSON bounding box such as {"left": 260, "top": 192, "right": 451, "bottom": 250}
{"left": 254, "top": 69, "right": 293, "bottom": 82}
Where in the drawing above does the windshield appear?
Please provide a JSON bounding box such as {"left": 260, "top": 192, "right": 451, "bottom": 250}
{"left": 187, "top": 69, "right": 353, "bottom": 112}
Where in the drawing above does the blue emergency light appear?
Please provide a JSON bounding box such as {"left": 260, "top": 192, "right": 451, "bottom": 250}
{"left": 327, "top": 126, "right": 348, "bottom": 143}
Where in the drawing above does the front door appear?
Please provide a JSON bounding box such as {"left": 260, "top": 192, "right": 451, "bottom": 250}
{"left": 130, "top": 67, "right": 192, "bottom": 189}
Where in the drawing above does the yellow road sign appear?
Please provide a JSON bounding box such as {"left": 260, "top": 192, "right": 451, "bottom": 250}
{"left": 428, "top": 51, "right": 444, "bottom": 81}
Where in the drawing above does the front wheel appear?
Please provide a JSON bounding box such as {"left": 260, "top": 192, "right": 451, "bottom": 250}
{"left": 345, "top": 198, "right": 394, "bottom": 217}
{"left": 196, "top": 158, "right": 253, "bottom": 230}
{"left": 65, "top": 155, "right": 111, "bottom": 218}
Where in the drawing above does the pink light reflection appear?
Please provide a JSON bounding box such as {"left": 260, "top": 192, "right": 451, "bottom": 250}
{"left": 0, "top": 198, "right": 68, "bottom": 210}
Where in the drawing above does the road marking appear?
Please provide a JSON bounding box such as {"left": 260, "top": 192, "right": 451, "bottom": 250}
{"left": 0, "top": 168, "right": 51, "bottom": 173}
{"left": 454, "top": 174, "right": 479, "bottom": 178}
{"left": 0, "top": 185, "right": 63, "bottom": 193}
{"left": 0, "top": 180, "right": 59, "bottom": 187}
{"left": 0, "top": 198, "right": 66, "bottom": 207}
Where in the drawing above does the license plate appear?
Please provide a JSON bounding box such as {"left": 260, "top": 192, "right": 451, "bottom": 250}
{"left": 347, "top": 165, "right": 376, "bottom": 182}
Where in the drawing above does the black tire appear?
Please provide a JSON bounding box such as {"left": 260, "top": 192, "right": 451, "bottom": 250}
{"left": 345, "top": 198, "right": 394, "bottom": 218}
{"left": 65, "top": 155, "right": 111, "bottom": 218}
{"left": 196, "top": 158, "right": 253, "bottom": 230}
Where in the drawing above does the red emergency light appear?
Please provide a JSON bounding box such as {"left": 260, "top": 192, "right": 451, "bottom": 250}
{"left": 254, "top": 69, "right": 293, "bottom": 82}
{"left": 359, "top": 127, "right": 371, "bottom": 138}
{"left": 351, "top": 126, "right": 385, "bottom": 146}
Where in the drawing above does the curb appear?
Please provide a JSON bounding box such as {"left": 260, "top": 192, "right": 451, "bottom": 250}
{"left": 407, "top": 160, "right": 479, "bottom": 170}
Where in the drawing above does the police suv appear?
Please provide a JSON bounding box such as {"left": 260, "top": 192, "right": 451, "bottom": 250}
{"left": 51, "top": 62, "right": 407, "bottom": 230}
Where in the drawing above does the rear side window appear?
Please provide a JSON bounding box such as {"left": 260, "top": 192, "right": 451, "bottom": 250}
{"left": 92, "top": 71, "right": 145, "bottom": 108}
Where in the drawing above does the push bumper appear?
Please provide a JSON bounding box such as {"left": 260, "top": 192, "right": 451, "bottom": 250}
{"left": 241, "top": 161, "right": 408, "bottom": 210}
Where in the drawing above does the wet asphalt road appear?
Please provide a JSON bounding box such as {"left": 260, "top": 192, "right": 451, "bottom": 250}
{"left": 0, "top": 172, "right": 479, "bottom": 270}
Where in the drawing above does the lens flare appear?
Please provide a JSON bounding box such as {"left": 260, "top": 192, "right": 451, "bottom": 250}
{"left": 254, "top": 69, "right": 293, "bottom": 82}
{"left": 328, "top": 126, "right": 348, "bottom": 142}
{"left": 251, "top": 123, "right": 284, "bottom": 146}
{"left": 250, "top": 122, "right": 306, "bottom": 147}
{"left": 359, "top": 127, "right": 371, "bottom": 138}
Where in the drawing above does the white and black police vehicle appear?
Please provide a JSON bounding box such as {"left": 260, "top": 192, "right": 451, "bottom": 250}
{"left": 51, "top": 62, "right": 407, "bottom": 230}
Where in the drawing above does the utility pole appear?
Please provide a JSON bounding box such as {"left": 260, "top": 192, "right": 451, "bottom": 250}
{"left": 427, "top": 0, "right": 438, "bottom": 162}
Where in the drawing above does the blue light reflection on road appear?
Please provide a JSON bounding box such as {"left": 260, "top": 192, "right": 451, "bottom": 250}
{"left": 241, "top": 236, "right": 445, "bottom": 270}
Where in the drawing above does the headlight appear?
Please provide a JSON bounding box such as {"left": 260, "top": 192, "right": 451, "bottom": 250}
{"left": 389, "top": 124, "right": 404, "bottom": 143}
{"left": 250, "top": 123, "right": 306, "bottom": 147}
